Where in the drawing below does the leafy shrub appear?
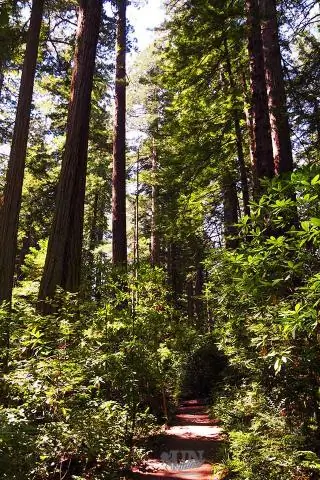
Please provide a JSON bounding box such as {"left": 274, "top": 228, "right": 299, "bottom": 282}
{"left": 211, "top": 382, "right": 309, "bottom": 480}
{"left": 207, "top": 167, "right": 320, "bottom": 480}
{"left": 0, "top": 265, "right": 195, "bottom": 478}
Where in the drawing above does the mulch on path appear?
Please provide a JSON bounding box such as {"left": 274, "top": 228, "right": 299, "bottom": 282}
{"left": 131, "top": 399, "right": 224, "bottom": 480}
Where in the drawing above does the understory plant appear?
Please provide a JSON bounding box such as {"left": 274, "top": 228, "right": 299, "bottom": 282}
{"left": 0, "top": 265, "right": 195, "bottom": 479}
{"left": 208, "top": 166, "right": 320, "bottom": 480}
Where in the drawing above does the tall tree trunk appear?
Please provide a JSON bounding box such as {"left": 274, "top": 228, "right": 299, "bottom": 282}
{"left": 223, "top": 172, "right": 239, "bottom": 249}
{"left": 259, "top": 0, "right": 293, "bottom": 174}
{"left": 112, "top": 0, "right": 127, "bottom": 269}
{"left": 38, "top": 0, "right": 102, "bottom": 308}
{"left": 246, "top": 0, "right": 274, "bottom": 191}
{"left": 224, "top": 39, "right": 250, "bottom": 216}
{"left": 151, "top": 139, "right": 160, "bottom": 266}
{"left": 242, "top": 71, "right": 255, "bottom": 173}
{"left": 134, "top": 150, "right": 139, "bottom": 267}
{"left": 0, "top": 0, "right": 44, "bottom": 305}
{"left": 234, "top": 115, "right": 250, "bottom": 215}
{"left": 16, "top": 228, "right": 33, "bottom": 281}
{"left": 89, "top": 193, "right": 102, "bottom": 253}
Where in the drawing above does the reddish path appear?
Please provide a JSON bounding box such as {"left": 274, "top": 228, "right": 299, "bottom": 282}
{"left": 131, "top": 399, "right": 223, "bottom": 480}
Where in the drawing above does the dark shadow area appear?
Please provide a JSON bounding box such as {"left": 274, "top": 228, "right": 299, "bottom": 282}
{"left": 180, "top": 344, "right": 227, "bottom": 399}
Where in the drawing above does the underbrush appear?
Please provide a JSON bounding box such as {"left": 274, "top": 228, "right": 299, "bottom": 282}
{"left": 0, "top": 402, "right": 154, "bottom": 479}
{"left": 0, "top": 266, "right": 196, "bottom": 479}
{"left": 208, "top": 168, "right": 320, "bottom": 480}
{"left": 211, "top": 380, "right": 319, "bottom": 480}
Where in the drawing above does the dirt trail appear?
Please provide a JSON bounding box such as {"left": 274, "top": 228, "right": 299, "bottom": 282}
{"left": 132, "top": 399, "right": 223, "bottom": 480}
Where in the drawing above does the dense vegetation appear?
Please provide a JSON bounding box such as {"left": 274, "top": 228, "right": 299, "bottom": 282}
{"left": 1, "top": 0, "right": 320, "bottom": 479}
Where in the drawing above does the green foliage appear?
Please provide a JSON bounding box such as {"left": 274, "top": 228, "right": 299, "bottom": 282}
{"left": 0, "top": 265, "right": 198, "bottom": 478}
{"left": 212, "top": 382, "right": 309, "bottom": 480}
{"left": 1, "top": 1, "right": 320, "bottom": 479}
{"left": 207, "top": 167, "right": 320, "bottom": 479}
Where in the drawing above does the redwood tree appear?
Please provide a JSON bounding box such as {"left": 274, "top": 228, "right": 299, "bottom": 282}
{"left": 0, "top": 0, "right": 44, "bottom": 305}
{"left": 151, "top": 139, "right": 160, "bottom": 266}
{"left": 246, "top": 0, "right": 275, "bottom": 188}
{"left": 224, "top": 38, "right": 250, "bottom": 215}
{"left": 112, "top": 0, "right": 127, "bottom": 269}
{"left": 38, "top": 0, "right": 102, "bottom": 307}
{"left": 259, "top": 0, "right": 293, "bottom": 174}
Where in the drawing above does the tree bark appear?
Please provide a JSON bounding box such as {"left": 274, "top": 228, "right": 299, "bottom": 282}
{"left": 16, "top": 228, "right": 33, "bottom": 281}
{"left": 246, "top": 0, "right": 275, "bottom": 190}
{"left": 134, "top": 150, "right": 139, "bottom": 267}
{"left": 234, "top": 113, "right": 251, "bottom": 215}
{"left": 38, "top": 0, "right": 102, "bottom": 308}
{"left": 242, "top": 71, "right": 255, "bottom": 172}
{"left": 89, "top": 192, "right": 103, "bottom": 253}
{"left": 0, "top": 0, "right": 44, "bottom": 305}
{"left": 224, "top": 39, "right": 250, "bottom": 216}
{"left": 151, "top": 139, "right": 160, "bottom": 266}
{"left": 259, "top": 0, "right": 293, "bottom": 175}
{"left": 112, "top": 0, "right": 127, "bottom": 269}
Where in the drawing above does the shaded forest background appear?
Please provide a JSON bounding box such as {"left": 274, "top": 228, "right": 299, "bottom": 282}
{"left": 1, "top": 0, "right": 320, "bottom": 479}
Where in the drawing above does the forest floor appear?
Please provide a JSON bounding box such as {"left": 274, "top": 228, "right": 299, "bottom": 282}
{"left": 130, "top": 399, "right": 224, "bottom": 480}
